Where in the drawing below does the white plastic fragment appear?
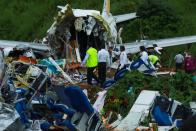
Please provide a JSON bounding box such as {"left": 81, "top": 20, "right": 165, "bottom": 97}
{"left": 48, "top": 57, "right": 74, "bottom": 84}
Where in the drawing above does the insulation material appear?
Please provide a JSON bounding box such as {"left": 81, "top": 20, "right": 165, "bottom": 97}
{"left": 74, "top": 17, "right": 85, "bottom": 32}
{"left": 86, "top": 16, "right": 96, "bottom": 36}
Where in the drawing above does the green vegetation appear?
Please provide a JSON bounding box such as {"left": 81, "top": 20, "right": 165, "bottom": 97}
{"left": 0, "top": 1, "right": 195, "bottom": 61}
{"left": 0, "top": 0, "right": 65, "bottom": 41}
{"left": 136, "top": 0, "right": 180, "bottom": 39}
{"left": 103, "top": 71, "right": 195, "bottom": 117}
{"left": 0, "top": 0, "right": 196, "bottom": 40}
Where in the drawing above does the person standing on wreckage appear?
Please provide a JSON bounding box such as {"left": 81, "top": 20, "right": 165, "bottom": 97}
{"left": 116, "top": 45, "right": 128, "bottom": 72}
{"left": 81, "top": 42, "right": 99, "bottom": 85}
{"left": 139, "top": 46, "right": 149, "bottom": 65}
{"left": 98, "top": 44, "right": 110, "bottom": 87}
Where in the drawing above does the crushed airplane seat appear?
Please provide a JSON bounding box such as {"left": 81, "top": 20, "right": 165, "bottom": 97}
{"left": 14, "top": 72, "right": 49, "bottom": 126}
{"left": 25, "top": 85, "right": 105, "bottom": 131}
{"left": 130, "top": 58, "right": 156, "bottom": 75}
{"left": 102, "top": 79, "right": 115, "bottom": 89}
{"left": 32, "top": 101, "right": 76, "bottom": 131}
{"left": 52, "top": 85, "right": 105, "bottom": 131}
{"left": 114, "top": 68, "right": 128, "bottom": 81}
{"left": 103, "top": 69, "right": 128, "bottom": 89}
{"left": 151, "top": 95, "right": 194, "bottom": 128}
{"left": 152, "top": 106, "right": 173, "bottom": 126}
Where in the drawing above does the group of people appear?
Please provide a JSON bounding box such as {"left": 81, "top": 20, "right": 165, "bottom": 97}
{"left": 81, "top": 43, "right": 108, "bottom": 87}
{"left": 174, "top": 51, "right": 196, "bottom": 73}
{"left": 139, "top": 45, "right": 162, "bottom": 69}
{"left": 81, "top": 42, "right": 164, "bottom": 87}
{"left": 81, "top": 40, "right": 196, "bottom": 87}
{"left": 81, "top": 43, "right": 129, "bottom": 87}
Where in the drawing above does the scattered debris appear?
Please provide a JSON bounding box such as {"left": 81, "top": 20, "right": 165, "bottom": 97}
{"left": 0, "top": 1, "right": 195, "bottom": 131}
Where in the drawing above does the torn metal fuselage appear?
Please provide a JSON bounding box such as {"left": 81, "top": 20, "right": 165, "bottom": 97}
{"left": 46, "top": 4, "right": 113, "bottom": 61}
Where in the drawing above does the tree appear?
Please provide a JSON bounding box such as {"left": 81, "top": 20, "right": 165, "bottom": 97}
{"left": 136, "top": 0, "right": 181, "bottom": 39}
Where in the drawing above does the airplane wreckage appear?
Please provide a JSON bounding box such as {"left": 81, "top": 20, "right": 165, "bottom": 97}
{"left": 0, "top": 0, "right": 196, "bottom": 130}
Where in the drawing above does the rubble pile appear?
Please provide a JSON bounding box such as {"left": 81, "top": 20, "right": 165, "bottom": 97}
{"left": 0, "top": 45, "right": 195, "bottom": 130}
{"left": 0, "top": 44, "right": 107, "bottom": 131}
{"left": 0, "top": 48, "right": 195, "bottom": 131}
{"left": 0, "top": 4, "right": 113, "bottom": 130}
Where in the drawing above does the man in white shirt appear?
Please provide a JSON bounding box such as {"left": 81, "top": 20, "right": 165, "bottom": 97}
{"left": 118, "top": 45, "right": 128, "bottom": 71}
{"left": 98, "top": 44, "right": 110, "bottom": 87}
{"left": 108, "top": 46, "right": 120, "bottom": 70}
{"left": 140, "top": 46, "right": 149, "bottom": 65}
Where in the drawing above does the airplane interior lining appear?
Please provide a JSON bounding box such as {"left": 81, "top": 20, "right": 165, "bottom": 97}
{"left": 73, "top": 16, "right": 107, "bottom": 60}
{"left": 47, "top": 15, "right": 107, "bottom": 61}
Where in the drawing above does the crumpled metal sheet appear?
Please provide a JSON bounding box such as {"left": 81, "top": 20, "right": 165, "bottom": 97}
{"left": 0, "top": 102, "right": 21, "bottom": 131}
